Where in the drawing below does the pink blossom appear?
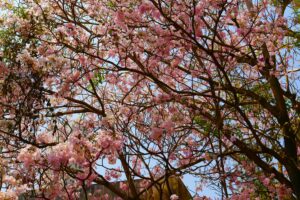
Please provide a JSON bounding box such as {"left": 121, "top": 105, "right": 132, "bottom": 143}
{"left": 170, "top": 194, "right": 179, "bottom": 200}
{"left": 150, "top": 127, "right": 163, "bottom": 141}
{"left": 161, "top": 120, "right": 175, "bottom": 135}
{"left": 139, "top": 3, "right": 150, "bottom": 14}
{"left": 263, "top": 178, "right": 270, "bottom": 186}
{"left": 114, "top": 10, "right": 126, "bottom": 29}
{"left": 120, "top": 182, "right": 129, "bottom": 191}
{"left": 113, "top": 140, "right": 123, "bottom": 151}
{"left": 230, "top": 136, "right": 237, "bottom": 142}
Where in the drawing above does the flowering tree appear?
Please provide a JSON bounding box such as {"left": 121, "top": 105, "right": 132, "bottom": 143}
{"left": 0, "top": 0, "right": 300, "bottom": 199}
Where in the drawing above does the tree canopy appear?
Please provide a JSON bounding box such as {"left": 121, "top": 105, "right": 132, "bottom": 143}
{"left": 0, "top": 0, "right": 300, "bottom": 199}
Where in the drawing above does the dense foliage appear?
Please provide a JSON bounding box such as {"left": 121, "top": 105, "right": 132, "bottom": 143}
{"left": 0, "top": 0, "right": 300, "bottom": 199}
